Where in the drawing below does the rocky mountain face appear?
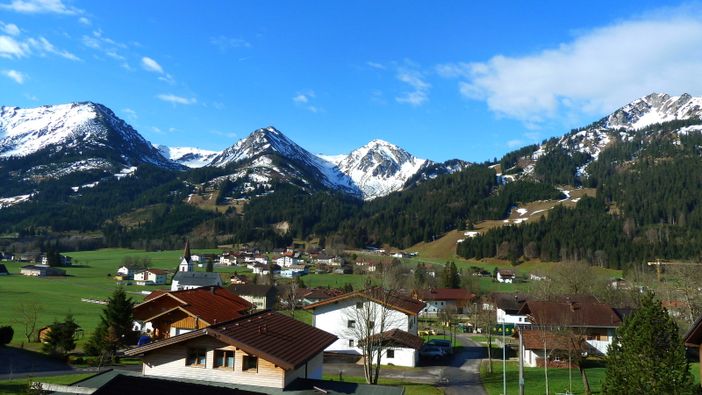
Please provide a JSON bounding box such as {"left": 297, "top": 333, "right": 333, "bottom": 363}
{"left": 208, "top": 127, "right": 361, "bottom": 197}
{"left": 0, "top": 102, "right": 179, "bottom": 182}
{"left": 512, "top": 93, "right": 702, "bottom": 178}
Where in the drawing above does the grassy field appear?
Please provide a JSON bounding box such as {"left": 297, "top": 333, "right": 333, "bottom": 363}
{"left": 322, "top": 374, "right": 442, "bottom": 395}
{"left": 0, "top": 372, "right": 96, "bottom": 394}
{"left": 0, "top": 248, "right": 220, "bottom": 347}
{"left": 481, "top": 360, "right": 606, "bottom": 395}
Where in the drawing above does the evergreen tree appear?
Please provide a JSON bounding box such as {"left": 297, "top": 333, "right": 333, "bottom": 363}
{"left": 603, "top": 292, "right": 694, "bottom": 394}
{"left": 440, "top": 262, "right": 461, "bottom": 288}
{"left": 42, "top": 315, "right": 78, "bottom": 357}
{"left": 0, "top": 326, "right": 13, "bottom": 345}
{"left": 86, "top": 286, "right": 135, "bottom": 360}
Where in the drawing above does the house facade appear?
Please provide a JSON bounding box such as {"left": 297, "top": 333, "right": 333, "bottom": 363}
{"left": 415, "top": 288, "right": 475, "bottom": 316}
{"left": 229, "top": 284, "right": 277, "bottom": 310}
{"left": 496, "top": 269, "right": 515, "bottom": 283}
{"left": 134, "top": 269, "right": 168, "bottom": 285}
{"left": 20, "top": 264, "right": 65, "bottom": 277}
{"left": 171, "top": 272, "right": 222, "bottom": 291}
{"left": 304, "top": 289, "right": 425, "bottom": 367}
{"left": 125, "top": 311, "right": 337, "bottom": 389}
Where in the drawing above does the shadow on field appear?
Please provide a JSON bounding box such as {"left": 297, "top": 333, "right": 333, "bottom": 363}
{"left": 0, "top": 346, "right": 71, "bottom": 375}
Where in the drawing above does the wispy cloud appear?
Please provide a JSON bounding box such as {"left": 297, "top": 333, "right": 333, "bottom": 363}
{"left": 210, "top": 129, "right": 238, "bottom": 139}
{"left": 506, "top": 139, "right": 523, "bottom": 148}
{"left": 210, "top": 35, "right": 251, "bottom": 52}
{"left": 122, "top": 108, "right": 137, "bottom": 120}
{"left": 26, "top": 36, "right": 79, "bottom": 60}
{"left": 82, "top": 30, "right": 129, "bottom": 67}
{"left": 78, "top": 16, "right": 90, "bottom": 25}
{"left": 0, "top": 0, "right": 82, "bottom": 15}
{"left": 395, "top": 67, "right": 430, "bottom": 106}
{"left": 2, "top": 69, "right": 25, "bottom": 83}
{"left": 2, "top": 23, "right": 20, "bottom": 36}
{"left": 142, "top": 56, "right": 174, "bottom": 83}
{"left": 0, "top": 35, "right": 26, "bottom": 58}
{"left": 157, "top": 93, "right": 196, "bottom": 105}
{"left": 366, "top": 61, "right": 386, "bottom": 70}
{"left": 439, "top": 8, "right": 702, "bottom": 125}
{"left": 293, "top": 90, "right": 320, "bottom": 112}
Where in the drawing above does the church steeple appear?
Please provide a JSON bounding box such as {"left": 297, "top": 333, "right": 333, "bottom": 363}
{"left": 179, "top": 239, "right": 193, "bottom": 272}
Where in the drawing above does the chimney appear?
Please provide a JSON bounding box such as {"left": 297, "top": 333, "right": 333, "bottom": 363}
{"left": 210, "top": 286, "right": 215, "bottom": 294}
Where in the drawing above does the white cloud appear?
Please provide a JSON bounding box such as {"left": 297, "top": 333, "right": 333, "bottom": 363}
{"left": 292, "top": 90, "right": 320, "bottom": 112}
{"left": 0, "top": 35, "right": 25, "bottom": 58}
{"left": 441, "top": 10, "right": 702, "bottom": 125}
{"left": 26, "top": 36, "right": 79, "bottom": 60}
{"left": 506, "top": 139, "right": 523, "bottom": 148}
{"left": 0, "top": 0, "right": 81, "bottom": 15}
{"left": 210, "top": 130, "right": 238, "bottom": 139}
{"left": 210, "top": 35, "right": 251, "bottom": 51}
{"left": 141, "top": 56, "right": 164, "bottom": 74}
{"left": 2, "top": 69, "right": 25, "bottom": 83}
{"left": 367, "top": 61, "right": 386, "bottom": 70}
{"left": 122, "top": 108, "right": 137, "bottom": 120}
{"left": 78, "top": 16, "right": 90, "bottom": 25}
{"left": 3, "top": 23, "right": 20, "bottom": 36}
{"left": 157, "top": 93, "right": 196, "bottom": 105}
{"left": 395, "top": 67, "right": 430, "bottom": 106}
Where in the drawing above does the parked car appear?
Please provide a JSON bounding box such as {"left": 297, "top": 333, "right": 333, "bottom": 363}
{"left": 419, "top": 346, "right": 446, "bottom": 359}
{"left": 426, "top": 339, "right": 453, "bottom": 355}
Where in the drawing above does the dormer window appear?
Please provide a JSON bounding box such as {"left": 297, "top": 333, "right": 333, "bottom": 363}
{"left": 186, "top": 348, "right": 206, "bottom": 367}
{"left": 214, "top": 350, "right": 234, "bottom": 369}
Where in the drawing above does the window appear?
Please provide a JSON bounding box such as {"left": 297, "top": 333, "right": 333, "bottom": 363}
{"left": 386, "top": 349, "right": 395, "bottom": 358}
{"left": 348, "top": 339, "right": 355, "bottom": 347}
{"left": 214, "top": 350, "right": 234, "bottom": 369}
{"left": 347, "top": 320, "right": 356, "bottom": 328}
{"left": 242, "top": 355, "right": 258, "bottom": 371}
{"left": 186, "top": 349, "right": 206, "bottom": 367}
{"left": 369, "top": 321, "right": 375, "bottom": 329}
{"left": 356, "top": 302, "right": 363, "bottom": 309}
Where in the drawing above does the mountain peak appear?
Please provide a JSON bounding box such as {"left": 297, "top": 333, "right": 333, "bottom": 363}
{"left": 606, "top": 92, "right": 702, "bottom": 130}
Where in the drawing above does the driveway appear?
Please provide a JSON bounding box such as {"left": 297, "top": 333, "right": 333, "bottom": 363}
{"left": 323, "top": 333, "right": 487, "bottom": 394}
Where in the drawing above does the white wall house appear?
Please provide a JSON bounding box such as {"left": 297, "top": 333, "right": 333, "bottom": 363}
{"left": 305, "top": 290, "right": 425, "bottom": 367}
{"left": 276, "top": 256, "right": 301, "bottom": 267}
{"left": 496, "top": 270, "right": 515, "bottom": 283}
{"left": 133, "top": 269, "right": 167, "bottom": 285}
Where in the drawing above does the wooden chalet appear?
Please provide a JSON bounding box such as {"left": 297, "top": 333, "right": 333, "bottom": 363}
{"left": 134, "top": 287, "right": 252, "bottom": 339}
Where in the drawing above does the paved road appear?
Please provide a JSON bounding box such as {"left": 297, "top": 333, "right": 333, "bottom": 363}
{"left": 323, "top": 333, "right": 487, "bottom": 394}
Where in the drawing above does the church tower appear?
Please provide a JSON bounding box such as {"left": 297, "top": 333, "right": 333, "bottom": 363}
{"left": 178, "top": 239, "right": 193, "bottom": 272}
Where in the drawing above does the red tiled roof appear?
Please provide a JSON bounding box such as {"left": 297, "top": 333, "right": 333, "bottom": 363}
{"left": 304, "top": 288, "right": 426, "bottom": 315}
{"left": 134, "top": 287, "right": 252, "bottom": 325}
{"left": 418, "top": 288, "right": 475, "bottom": 302}
{"left": 518, "top": 300, "right": 621, "bottom": 328}
{"left": 360, "top": 329, "right": 424, "bottom": 350}
{"left": 146, "top": 269, "right": 168, "bottom": 275}
{"left": 126, "top": 311, "right": 337, "bottom": 370}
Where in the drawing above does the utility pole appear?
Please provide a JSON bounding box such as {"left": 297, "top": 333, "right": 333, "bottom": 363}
{"left": 518, "top": 325, "right": 524, "bottom": 395}
{"left": 502, "top": 321, "right": 507, "bottom": 395}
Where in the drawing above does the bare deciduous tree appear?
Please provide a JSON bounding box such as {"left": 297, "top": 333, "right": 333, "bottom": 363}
{"left": 344, "top": 287, "right": 404, "bottom": 384}
{"left": 15, "top": 301, "right": 42, "bottom": 343}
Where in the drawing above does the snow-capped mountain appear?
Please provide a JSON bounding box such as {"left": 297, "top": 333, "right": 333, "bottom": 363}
{"left": 321, "top": 140, "right": 470, "bottom": 200}
{"left": 517, "top": 93, "right": 702, "bottom": 177}
{"left": 330, "top": 140, "right": 428, "bottom": 200}
{"left": 155, "top": 145, "right": 220, "bottom": 168}
{"left": 0, "top": 102, "right": 179, "bottom": 179}
{"left": 209, "top": 126, "right": 361, "bottom": 197}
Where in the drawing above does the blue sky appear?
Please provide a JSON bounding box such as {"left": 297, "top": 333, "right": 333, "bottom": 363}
{"left": 2, "top": 1, "right": 702, "bottom": 162}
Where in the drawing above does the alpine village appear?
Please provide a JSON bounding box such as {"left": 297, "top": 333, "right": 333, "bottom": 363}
{"left": 3, "top": 3, "right": 702, "bottom": 395}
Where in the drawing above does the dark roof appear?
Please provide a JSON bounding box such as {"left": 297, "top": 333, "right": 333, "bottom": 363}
{"left": 519, "top": 329, "right": 586, "bottom": 352}
{"left": 134, "top": 287, "right": 252, "bottom": 324}
{"left": 519, "top": 300, "right": 622, "bottom": 328}
{"left": 145, "top": 269, "right": 168, "bottom": 275}
{"left": 360, "top": 329, "right": 424, "bottom": 350}
{"left": 58, "top": 370, "right": 403, "bottom": 395}
{"left": 304, "top": 288, "right": 426, "bottom": 315}
{"left": 684, "top": 315, "right": 702, "bottom": 347}
{"left": 229, "top": 283, "right": 276, "bottom": 297}
{"left": 126, "top": 310, "right": 337, "bottom": 370}
{"left": 172, "top": 271, "right": 221, "bottom": 286}
{"left": 498, "top": 269, "right": 515, "bottom": 277}
{"left": 298, "top": 288, "right": 344, "bottom": 300}
{"left": 491, "top": 293, "right": 529, "bottom": 313}
{"left": 418, "top": 288, "right": 475, "bottom": 302}
{"left": 92, "top": 374, "right": 264, "bottom": 395}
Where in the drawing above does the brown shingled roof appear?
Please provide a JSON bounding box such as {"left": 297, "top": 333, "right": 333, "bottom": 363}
{"left": 134, "top": 287, "right": 252, "bottom": 325}
{"left": 126, "top": 310, "right": 337, "bottom": 370}
{"left": 519, "top": 329, "right": 585, "bottom": 352}
{"left": 519, "top": 300, "right": 622, "bottom": 328}
{"left": 360, "top": 329, "right": 424, "bottom": 350}
{"left": 304, "top": 288, "right": 425, "bottom": 315}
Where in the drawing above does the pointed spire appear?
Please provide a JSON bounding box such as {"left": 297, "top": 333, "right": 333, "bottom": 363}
{"left": 183, "top": 239, "right": 191, "bottom": 263}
